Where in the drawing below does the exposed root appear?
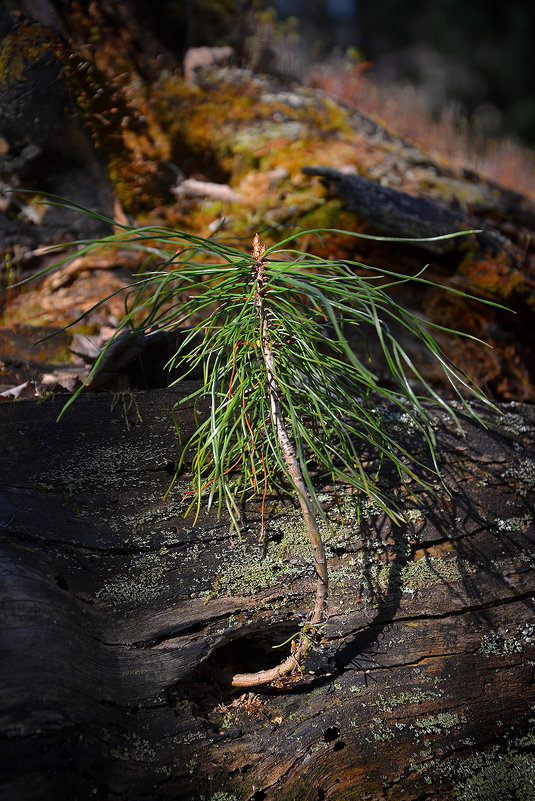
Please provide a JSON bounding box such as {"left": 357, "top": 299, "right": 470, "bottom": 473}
{"left": 231, "top": 643, "right": 304, "bottom": 687}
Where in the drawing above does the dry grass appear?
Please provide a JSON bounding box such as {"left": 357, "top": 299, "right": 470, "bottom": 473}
{"left": 308, "top": 57, "right": 535, "bottom": 199}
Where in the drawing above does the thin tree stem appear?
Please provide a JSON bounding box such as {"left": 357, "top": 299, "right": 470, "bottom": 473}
{"left": 231, "top": 234, "right": 328, "bottom": 688}
{"left": 261, "top": 337, "right": 329, "bottom": 626}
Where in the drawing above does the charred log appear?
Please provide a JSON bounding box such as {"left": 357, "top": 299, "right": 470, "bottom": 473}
{"left": 0, "top": 388, "right": 534, "bottom": 800}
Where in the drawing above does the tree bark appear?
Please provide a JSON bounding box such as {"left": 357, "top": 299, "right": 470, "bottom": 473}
{"left": 1, "top": 387, "right": 534, "bottom": 800}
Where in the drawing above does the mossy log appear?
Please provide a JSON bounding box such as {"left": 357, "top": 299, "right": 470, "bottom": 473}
{"left": 301, "top": 165, "right": 517, "bottom": 257}
{"left": 1, "top": 388, "right": 535, "bottom": 801}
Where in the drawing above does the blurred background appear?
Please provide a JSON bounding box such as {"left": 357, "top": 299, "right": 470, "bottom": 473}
{"left": 1, "top": 0, "right": 534, "bottom": 401}
{"left": 131, "top": 0, "right": 535, "bottom": 149}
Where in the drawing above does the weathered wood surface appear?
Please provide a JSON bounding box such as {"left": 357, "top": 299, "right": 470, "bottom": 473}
{"left": 301, "top": 164, "right": 519, "bottom": 257}
{"left": 1, "top": 388, "right": 535, "bottom": 801}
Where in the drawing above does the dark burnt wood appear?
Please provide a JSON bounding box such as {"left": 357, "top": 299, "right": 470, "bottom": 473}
{"left": 1, "top": 388, "right": 534, "bottom": 800}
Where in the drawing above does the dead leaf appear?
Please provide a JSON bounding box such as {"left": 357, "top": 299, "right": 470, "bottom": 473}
{"left": 0, "top": 381, "right": 37, "bottom": 401}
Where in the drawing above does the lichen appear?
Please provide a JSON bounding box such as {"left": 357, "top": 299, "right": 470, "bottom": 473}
{"left": 496, "top": 514, "right": 532, "bottom": 532}
{"left": 401, "top": 553, "right": 477, "bottom": 592}
{"left": 413, "top": 711, "right": 465, "bottom": 735}
{"left": 455, "top": 749, "right": 535, "bottom": 801}
{"left": 205, "top": 793, "right": 239, "bottom": 801}
{"left": 503, "top": 458, "right": 535, "bottom": 496}
{"left": 478, "top": 623, "right": 534, "bottom": 656}
{"left": 405, "top": 703, "right": 535, "bottom": 799}
{"left": 372, "top": 686, "right": 442, "bottom": 713}
{"left": 95, "top": 574, "right": 166, "bottom": 605}
{"left": 500, "top": 410, "right": 534, "bottom": 438}
{"left": 205, "top": 541, "right": 303, "bottom": 598}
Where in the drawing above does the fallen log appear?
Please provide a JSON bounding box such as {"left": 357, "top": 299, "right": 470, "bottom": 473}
{"left": 301, "top": 164, "right": 516, "bottom": 257}
{"left": 1, "top": 388, "right": 534, "bottom": 800}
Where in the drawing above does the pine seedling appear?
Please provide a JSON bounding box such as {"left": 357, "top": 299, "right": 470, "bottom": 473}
{"left": 23, "top": 199, "right": 500, "bottom": 686}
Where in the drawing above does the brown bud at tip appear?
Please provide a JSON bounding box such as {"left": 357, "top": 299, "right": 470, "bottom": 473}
{"left": 253, "top": 233, "right": 266, "bottom": 262}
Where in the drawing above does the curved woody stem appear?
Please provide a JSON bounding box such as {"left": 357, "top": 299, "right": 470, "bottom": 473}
{"left": 231, "top": 234, "right": 329, "bottom": 688}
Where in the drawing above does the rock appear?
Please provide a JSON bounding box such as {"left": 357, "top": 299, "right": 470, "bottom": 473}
{"left": 183, "top": 46, "right": 234, "bottom": 85}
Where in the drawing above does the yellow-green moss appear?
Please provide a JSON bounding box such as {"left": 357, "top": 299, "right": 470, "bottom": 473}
{"left": 0, "top": 22, "right": 65, "bottom": 86}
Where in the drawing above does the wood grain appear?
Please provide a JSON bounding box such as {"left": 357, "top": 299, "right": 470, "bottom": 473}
{"left": 1, "top": 388, "right": 534, "bottom": 800}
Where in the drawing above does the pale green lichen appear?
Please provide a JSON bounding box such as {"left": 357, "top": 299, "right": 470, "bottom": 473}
{"left": 206, "top": 793, "right": 239, "bottom": 801}
{"left": 380, "top": 407, "right": 427, "bottom": 434}
{"left": 359, "top": 497, "right": 386, "bottom": 520}
{"left": 520, "top": 550, "right": 535, "bottom": 568}
{"left": 365, "top": 709, "right": 464, "bottom": 745}
{"left": 499, "top": 411, "right": 533, "bottom": 438}
{"left": 33, "top": 437, "right": 180, "bottom": 495}
{"left": 408, "top": 709, "right": 535, "bottom": 798}
{"left": 372, "top": 686, "right": 442, "bottom": 713}
{"left": 207, "top": 490, "right": 364, "bottom": 598}
{"left": 402, "top": 553, "right": 477, "bottom": 593}
{"left": 479, "top": 623, "right": 534, "bottom": 656}
{"left": 414, "top": 712, "right": 465, "bottom": 735}
{"left": 503, "top": 458, "right": 535, "bottom": 496}
{"left": 455, "top": 749, "right": 535, "bottom": 801}
{"left": 106, "top": 732, "right": 158, "bottom": 762}
{"left": 349, "top": 685, "right": 367, "bottom": 696}
{"left": 400, "top": 508, "right": 426, "bottom": 524}
{"left": 206, "top": 542, "right": 303, "bottom": 597}
{"left": 496, "top": 514, "right": 532, "bottom": 532}
{"left": 327, "top": 537, "right": 475, "bottom": 603}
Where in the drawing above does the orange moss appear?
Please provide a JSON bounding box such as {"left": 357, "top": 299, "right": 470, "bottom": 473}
{"left": 458, "top": 254, "right": 527, "bottom": 302}
{"left": 0, "top": 22, "right": 66, "bottom": 84}
{"left": 149, "top": 69, "right": 385, "bottom": 245}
